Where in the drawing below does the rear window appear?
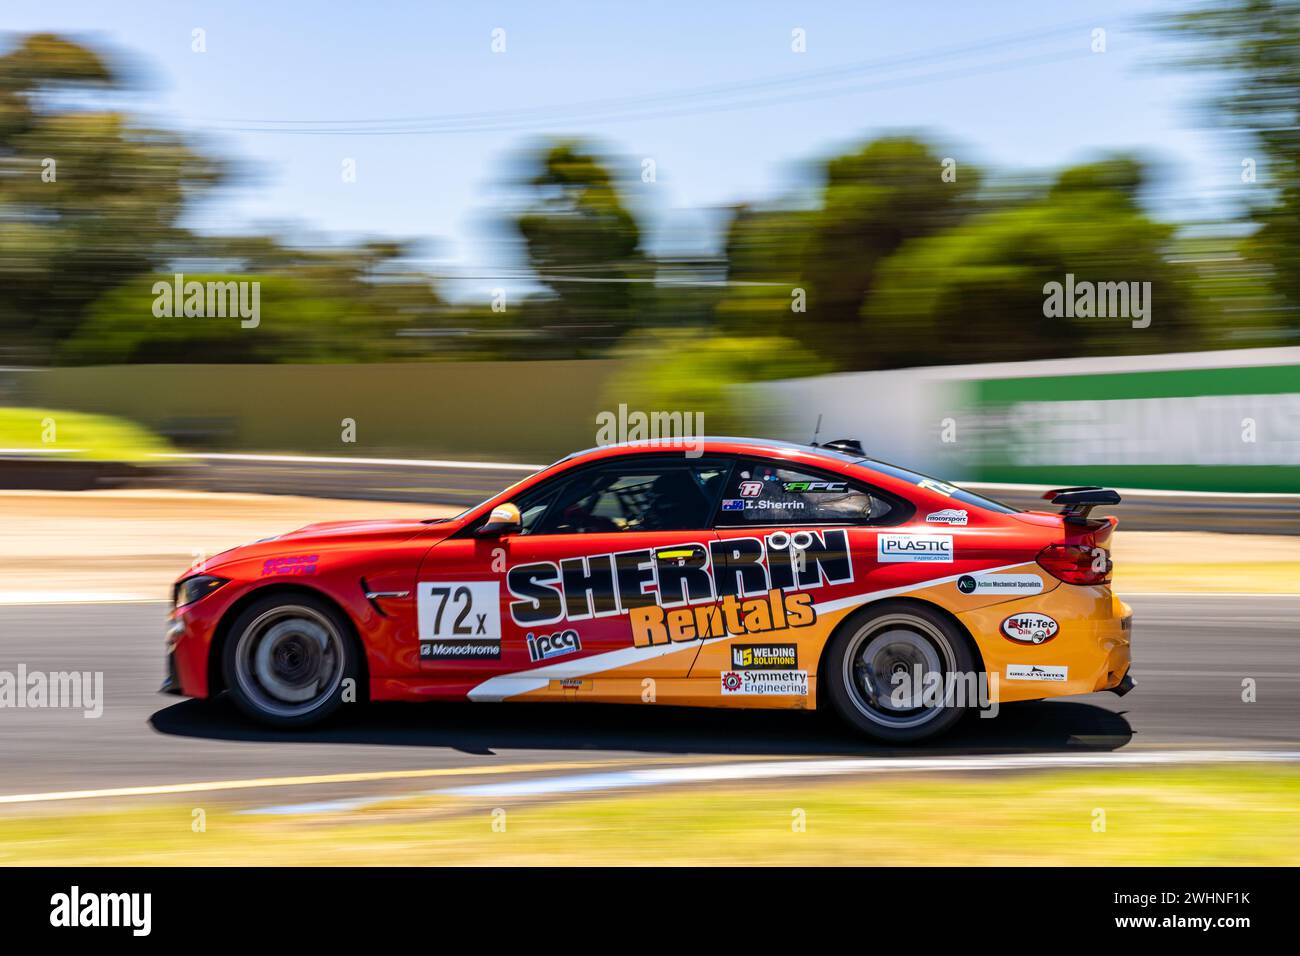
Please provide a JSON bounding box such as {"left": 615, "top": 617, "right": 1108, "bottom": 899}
{"left": 860, "top": 460, "right": 1020, "bottom": 515}
{"left": 717, "top": 458, "right": 905, "bottom": 525}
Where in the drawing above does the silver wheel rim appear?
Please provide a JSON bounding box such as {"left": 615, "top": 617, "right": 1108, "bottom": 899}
{"left": 233, "top": 605, "right": 345, "bottom": 719}
{"left": 842, "top": 613, "right": 958, "bottom": 729}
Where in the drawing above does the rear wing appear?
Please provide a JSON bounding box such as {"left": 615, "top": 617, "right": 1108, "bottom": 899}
{"left": 1041, "top": 486, "right": 1122, "bottom": 524}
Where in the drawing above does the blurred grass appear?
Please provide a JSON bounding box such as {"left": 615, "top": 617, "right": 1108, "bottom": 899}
{"left": 2, "top": 765, "right": 1297, "bottom": 865}
{"left": 0, "top": 407, "right": 172, "bottom": 462}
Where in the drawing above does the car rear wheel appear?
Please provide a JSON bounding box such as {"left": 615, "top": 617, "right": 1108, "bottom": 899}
{"left": 823, "top": 601, "right": 978, "bottom": 743}
{"left": 222, "top": 594, "right": 359, "bottom": 728}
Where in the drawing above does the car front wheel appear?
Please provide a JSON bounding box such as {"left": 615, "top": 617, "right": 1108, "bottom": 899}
{"left": 222, "top": 594, "right": 359, "bottom": 728}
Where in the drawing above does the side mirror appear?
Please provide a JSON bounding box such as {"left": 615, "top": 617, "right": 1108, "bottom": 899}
{"left": 478, "top": 502, "right": 522, "bottom": 536}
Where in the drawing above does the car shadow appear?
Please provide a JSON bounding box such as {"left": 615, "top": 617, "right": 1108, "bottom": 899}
{"left": 150, "top": 696, "right": 1133, "bottom": 757}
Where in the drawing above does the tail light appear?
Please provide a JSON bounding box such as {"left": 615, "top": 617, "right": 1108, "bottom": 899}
{"left": 1036, "top": 543, "right": 1112, "bottom": 585}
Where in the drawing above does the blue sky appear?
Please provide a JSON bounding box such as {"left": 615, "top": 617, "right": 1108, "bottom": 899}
{"left": 7, "top": 1, "right": 1237, "bottom": 296}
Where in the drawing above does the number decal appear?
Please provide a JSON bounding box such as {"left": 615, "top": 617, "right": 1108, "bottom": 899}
{"left": 452, "top": 586, "right": 474, "bottom": 634}
{"left": 426, "top": 586, "right": 450, "bottom": 633}
{"left": 417, "top": 581, "right": 501, "bottom": 660}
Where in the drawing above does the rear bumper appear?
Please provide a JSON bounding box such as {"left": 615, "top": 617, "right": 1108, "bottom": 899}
{"left": 1109, "top": 667, "right": 1137, "bottom": 697}
{"left": 1094, "top": 601, "right": 1134, "bottom": 694}
{"left": 959, "top": 589, "right": 1132, "bottom": 703}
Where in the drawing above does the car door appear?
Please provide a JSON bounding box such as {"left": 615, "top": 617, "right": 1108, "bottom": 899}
{"left": 417, "top": 455, "right": 730, "bottom": 685}
{"left": 696, "top": 457, "right": 906, "bottom": 687}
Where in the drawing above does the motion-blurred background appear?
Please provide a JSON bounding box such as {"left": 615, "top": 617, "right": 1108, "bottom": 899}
{"left": 0, "top": 1, "right": 1296, "bottom": 495}
{"left": 2, "top": 3, "right": 1299, "bottom": 869}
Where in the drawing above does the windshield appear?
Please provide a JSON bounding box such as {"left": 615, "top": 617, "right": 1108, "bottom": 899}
{"left": 860, "top": 459, "right": 1020, "bottom": 515}
{"left": 446, "top": 468, "right": 547, "bottom": 522}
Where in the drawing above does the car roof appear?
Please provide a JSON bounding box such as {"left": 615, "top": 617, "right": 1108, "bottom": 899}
{"left": 556, "top": 436, "right": 867, "bottom": 469}
{"left": 455, "top": 436, "right": 1019, "bottom": 526}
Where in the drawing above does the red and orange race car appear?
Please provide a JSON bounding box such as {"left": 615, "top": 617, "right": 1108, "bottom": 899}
{"left": 164, "top": 438, "right": 1134, "bottom": 742}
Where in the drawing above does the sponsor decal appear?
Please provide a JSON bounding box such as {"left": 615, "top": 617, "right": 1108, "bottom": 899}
{"left": 636, "top": 588, "right": 814, "bottom": 646}
{"left": 1000, "top": 613, "right": 1060, "bottom": 644}
{"left": 1005, "top": 664, "right": 1068, "bottom": 682}
{"left": 734, "top": 498, "right": 805, "bottom": 511}
{"left": 422, "top": 641, "right": 500, "bottom": 660}
{"left": 738, "top": 480, "right": 764, "bottom": 497}
{"left": 506, "top": 529, "right": 853, "bottom": 650}
{"left": 956, "top": 573, "right": 1044, "bottom": 596}
{"left": 731, "top": 643, "right": 798, "bottom": 670}
{"left": 877, "top": 533, "right": 953, "bottom": 563}
{"left": 418, "top": 581, "right": 502, "bottom": 660}
{"left": 925, "top": 509, "right": 968, "bottom": 526}
{"left": 917, "top": 477, "right": 959, "bottom": 497}
{"left": 782, "top": 480, "right": 847, "bottom": 493}
{"left": 720, "top": 669, "right": 808, "bottom": 696}
{"left": 526, "top": 628, "right": 582, "bottom": 662}
{"left": 261, "top": 554, "right": 318, "bottom": 576}
{"left": 721, "top": 498, "right": 745, "bottom": 511}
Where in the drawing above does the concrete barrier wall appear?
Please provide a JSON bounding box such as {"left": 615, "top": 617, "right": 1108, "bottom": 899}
{"left": 10, "top": 347, "right": 1300, "bottom": 493}
{"left": 13, "top": 361, "right": 624, "bottom": 462}
{"left": 749, "top": 347, "right": 1300, "bottom": 493}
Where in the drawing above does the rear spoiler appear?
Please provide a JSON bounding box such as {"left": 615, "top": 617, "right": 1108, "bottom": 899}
{"left": 1041, "top": 486, "right": 1122, "bottom": 524}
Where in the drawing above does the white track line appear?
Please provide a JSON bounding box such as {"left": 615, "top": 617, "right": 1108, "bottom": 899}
{"left": 246, "top": 749, "right": 1300, "bottom": 814}
{"left": 0, "top": 759, "right": 641, "bottom": 808}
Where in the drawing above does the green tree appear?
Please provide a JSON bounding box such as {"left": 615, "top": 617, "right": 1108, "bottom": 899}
{"left": 515, "top": 140, "right": 647, "bottom": 351}
{"left": 0, "top": 34, "right": 221, "bottom": 362}
{"left": 798, "top": 136, "right": 981, "bottom": 366}
{"left": 861, "top": 157, "right": 1202, "bottom": 366}
{"left": 713, "top": 204, "right": 813, "bottom": 335}
{"left": 1162, "top": 0, "right": 1300, "bottom": 316}
{"left": 59, "top": 241, "right": 448, "bottom": 364}
{"left": 603, "top": 329, "right": 829, "bottom": 435}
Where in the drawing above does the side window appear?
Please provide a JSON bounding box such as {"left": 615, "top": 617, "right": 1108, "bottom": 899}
{"left": 717, "top": 458, "right": 895, "bottom": 525}
{"left": 517, "top": 491, "right": 558, "bottom": 534}
{"left": 530, "top": 460, "right": 729, "bottom": 534}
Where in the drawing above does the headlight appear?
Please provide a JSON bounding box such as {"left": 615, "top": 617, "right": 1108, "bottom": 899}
{"left": 173, "top": 574, "right": 229, "bottom": 608}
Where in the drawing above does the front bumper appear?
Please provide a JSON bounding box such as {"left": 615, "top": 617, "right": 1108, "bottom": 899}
{"left": 161, "top": 617, "right": 185, "bottom": 695}
{"left": 161, "top": 645, "right": 184, "bottom": 695}
{"left": 161, "top": 609, "right": 215, "bottom": 698}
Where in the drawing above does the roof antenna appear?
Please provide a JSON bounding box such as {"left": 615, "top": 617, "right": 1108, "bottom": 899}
{"left": 810, "top": 413, "right": 823, "bottom": 448}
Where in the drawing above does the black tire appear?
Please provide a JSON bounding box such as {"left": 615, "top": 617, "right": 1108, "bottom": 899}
{"left": 221, "top": 593, "right": 360, "bottom": 728}
{"left": 823, "top": 600, "right": 979, "bottom": 744}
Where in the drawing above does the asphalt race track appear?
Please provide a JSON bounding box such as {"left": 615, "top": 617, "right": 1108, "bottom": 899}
{"left": 0, "top": 594, "right": 1296, "bottom": 807}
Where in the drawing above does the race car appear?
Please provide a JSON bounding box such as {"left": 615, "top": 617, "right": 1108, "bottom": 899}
{"left": 163, "top": 437, "right": 1134, "bottom": 742}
